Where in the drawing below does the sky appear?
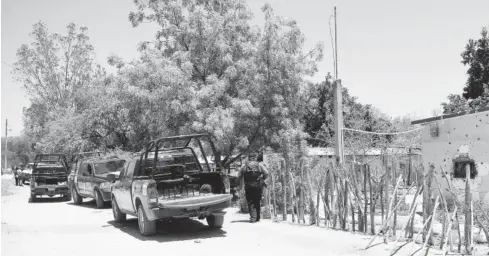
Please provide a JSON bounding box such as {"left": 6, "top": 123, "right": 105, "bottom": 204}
{"left": 1, "top": 0, "right": 489, "bottom": 137}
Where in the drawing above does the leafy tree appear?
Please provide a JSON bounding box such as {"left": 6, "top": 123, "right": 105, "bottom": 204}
{"left": 13, "top": 21, "right": 104, "bottom": 109}
{"left": 13, "top": 21, "right": 105, "bottom": 147}
{"left": 442, "top": 27, "right": 489, "bottom": 114}
{"left": 461, "top": 27, "right": 489, "bottom": 100}
{"left": 303, "top": 74, "right": 394, "bottom": 148}
{"left": 128, "top": 0, "right": 323, "bottom": 166}
{"left": 1, "top": 136, "right": 36, "bottom": 167}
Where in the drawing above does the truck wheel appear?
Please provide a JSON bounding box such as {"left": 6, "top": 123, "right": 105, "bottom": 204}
{"left": 112, "top": 197, "right": 126, "bottom": 222}
{"left": 137, "top": 205, "right": 156, "bottom": 236}
{"left": 72, "top": 187, "right": 82, "bottom": 205}
{"left": 206, "top": 214, "right": 224, "bottom": 228}
{"left": 95, "top": 189, "right": 104, "bottom": 209}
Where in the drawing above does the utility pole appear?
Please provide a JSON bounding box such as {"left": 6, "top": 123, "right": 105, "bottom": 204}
{"left": 4, "top": 119, "right": 8, "bottom": 171}
{"left": 332, "top": 6, "right": 343, "bottom": 165}
{"left": 334, "top": 6, "right": 338, "bottom": 80}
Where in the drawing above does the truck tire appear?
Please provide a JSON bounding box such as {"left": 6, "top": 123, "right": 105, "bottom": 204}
{"left": 206, "top": 214, "right": 224, "bottom": 228}
{"left": 112, "top": 197, "right": 126, "bottom": 222}
{"left": 137, "top": 205, "right": 156, "bottom": 236}
{"left": 72, "top": 187, "right": 82, "bottom": 205}
{"left": 95, "top": 189, "right": 104, "bottom": 209}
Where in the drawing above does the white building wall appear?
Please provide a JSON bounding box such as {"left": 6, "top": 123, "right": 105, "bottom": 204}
{"left": 421, "top": 111, "right": 489, "bottom": 205}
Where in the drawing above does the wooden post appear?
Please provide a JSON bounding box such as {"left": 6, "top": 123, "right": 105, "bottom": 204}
{"left": 343, "top": 180, "right": 349, "bottom": 230}
{"left": 393, "top": 161, "right": 398, "bottom": 238}
{"left": 464, "top": 163, "right": 472, "bottom": 254}
{"left": 423, "top": 164, "right": 434, "bottom": 243}
{"left": 363, "top": 164, "right": 368, "bottom": 233}
{"left": 380, "top": 183, "right": 384, "bottom": 221}
{"left": 407, "top": 148, "right": 412, "bottom": 186}
{"left": 368, "top": 166, "right": 375, "bottom": 235}
{"left": 384, "top": 155, "right": 390, "bottom": 224}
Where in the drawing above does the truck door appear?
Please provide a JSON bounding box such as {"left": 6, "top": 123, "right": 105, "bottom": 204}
{"left": 76, "top": 162, "right": 90, "bottom": 195}
{"left": 118, "top": 160, "right": 136, "bottom": 213}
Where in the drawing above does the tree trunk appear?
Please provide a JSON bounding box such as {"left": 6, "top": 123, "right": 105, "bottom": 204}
{"left": 290, "top": 171, "right": 296, "bottom": 223}
{"left": 304, "top": 161, "right": 317, "bottom": 226}
{"left": 300, "top": 161, "right": 306, "bottom": 224}
{"left": 271, "top": 167, "right": 277, "bottom": 219}
{"left": 281, "top": 159, "right": 287, "bottom": 221}
{"left": 351, "top": 202, "right": 356, "bottom": 231}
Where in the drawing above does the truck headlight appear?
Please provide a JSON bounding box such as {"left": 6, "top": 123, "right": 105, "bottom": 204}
{"left": 100, "top": 182, "right": 111, "bottom": 190}
{"left": 58, "top": 181, "right": 67, "bottom": 185}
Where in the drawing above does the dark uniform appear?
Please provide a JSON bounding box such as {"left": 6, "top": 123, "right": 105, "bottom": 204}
{"left": 238, "top": 153, "right": 269, "bottom": 222}
{"left": 14, "top": 167, "right": 21, "bottom": 186}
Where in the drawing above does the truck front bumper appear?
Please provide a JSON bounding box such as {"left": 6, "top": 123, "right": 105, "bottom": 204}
{"left": 31, "top": 185, "right": 70, "bottom": 197}
{"left": 147, "top": 194, "right": 232, "bottom": 221}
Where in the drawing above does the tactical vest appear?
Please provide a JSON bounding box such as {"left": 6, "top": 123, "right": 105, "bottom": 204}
{"left": 243, "top": 162, "right": 261, "bottom": 187}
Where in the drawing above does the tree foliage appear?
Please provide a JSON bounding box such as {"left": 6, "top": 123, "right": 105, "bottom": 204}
{"left": 443, "top": 27, "right": 489, "bottom": 114}
{"left": 303, "top": 74, "right": 395, "bottom": 148}
{"left": 461, "top": 27, "right": 489, "bottom": 100}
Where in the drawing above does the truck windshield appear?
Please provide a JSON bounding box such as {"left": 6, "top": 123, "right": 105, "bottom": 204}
{"left": 36, "top": 162, "right": 64, "bottom": 168}
{"left": 94, "top": 160, "right": 125, "bottom": 176}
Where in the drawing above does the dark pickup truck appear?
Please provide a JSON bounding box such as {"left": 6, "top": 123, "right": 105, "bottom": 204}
{"left": 108, "top": 134, "right": 232, "bottom": 236}
{"left": 30, "top": 154, "right": 70, "bottom": 202}
{"left": 69, "top": 156, "right": 125, "bottom": 208}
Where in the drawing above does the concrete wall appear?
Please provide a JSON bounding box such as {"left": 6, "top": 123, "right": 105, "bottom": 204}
{"left": 421, "top": 111, "right": 489, "bottom": 205}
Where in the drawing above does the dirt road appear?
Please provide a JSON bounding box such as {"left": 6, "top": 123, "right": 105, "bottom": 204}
{"left": 2, "top": 176, "right": 445, "bottom": 256}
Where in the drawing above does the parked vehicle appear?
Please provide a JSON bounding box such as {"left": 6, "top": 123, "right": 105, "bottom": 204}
{"left": 30, "top": 154, "right": 70, "bottom": 202}
{"left": 68, "top": 151, "right": 103, "bottom": 191}
{"left": 69, "top": 156, "right": 125, "bottom": 208}
{"left": 108, "top": 134, "right": 232, "bottom": 236}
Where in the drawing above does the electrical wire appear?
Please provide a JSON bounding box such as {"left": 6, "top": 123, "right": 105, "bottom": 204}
{"left": 341, "top": 127, "right": 424, "bottom": 135}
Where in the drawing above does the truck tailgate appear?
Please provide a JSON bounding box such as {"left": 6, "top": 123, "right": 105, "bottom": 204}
{"left": 158, "top": 194, "right": 232, "bottom": 209}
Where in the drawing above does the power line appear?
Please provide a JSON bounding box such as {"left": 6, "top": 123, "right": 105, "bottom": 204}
{"left": 342, "top": 127, "right": 423, "bottom": 135}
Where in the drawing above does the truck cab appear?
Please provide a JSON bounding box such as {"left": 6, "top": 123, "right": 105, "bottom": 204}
{"left": 69, "top": 156, "right": 125, "bottom": 208}
{"left": 109, "top": 134, "right": 232, "bottom": 236}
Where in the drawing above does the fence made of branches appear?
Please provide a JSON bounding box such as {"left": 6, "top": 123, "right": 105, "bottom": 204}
{"left": 243, "top": 129, "right": 488, "bottom": 255}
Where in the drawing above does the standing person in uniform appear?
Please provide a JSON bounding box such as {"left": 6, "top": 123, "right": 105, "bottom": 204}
{"left": 14, "top": 167, "right": 20, "bottom": 186}
{"left": 237, "top": 152, "right": 269, "bottom": 223}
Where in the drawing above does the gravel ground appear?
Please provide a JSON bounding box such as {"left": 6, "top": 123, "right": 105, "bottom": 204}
{"left": 2, "top": 175, "right": 478, "bottom": 256}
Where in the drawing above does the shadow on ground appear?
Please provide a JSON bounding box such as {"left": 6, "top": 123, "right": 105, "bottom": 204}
{"left": 65, "top": 200, "right": 112, "bottom": 209}
{"left": 230, "top": 220, "right": 252, "bottom": 224}
{"left": 28, "top": 196, "right": 71, "bottom": 203}
{"left": 107, "top": 218, "right": 227, "bottom": 242}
